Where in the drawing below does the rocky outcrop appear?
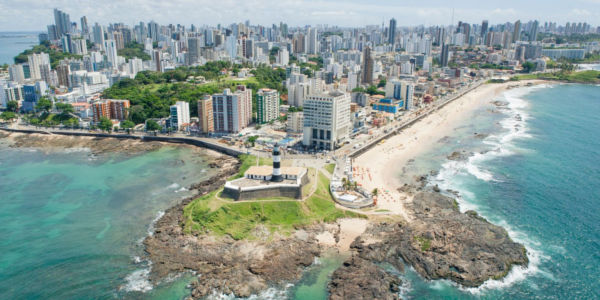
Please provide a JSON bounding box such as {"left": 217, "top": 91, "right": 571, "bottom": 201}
{"left": 144, "top": 156, "right": 328, "bottom": 299}
{"left": 6, "top": 132, "right": 165, "bottom": 155}
{"left": 328, "top": 255, "right": 401, "bottom": 300}
{"left": 343, "top": 191, "right": 528, "bottom": 295}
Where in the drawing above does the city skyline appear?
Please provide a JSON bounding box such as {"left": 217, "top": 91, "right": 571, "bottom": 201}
{"left": 1, "top": 0, "right": 599, "bottom": 31}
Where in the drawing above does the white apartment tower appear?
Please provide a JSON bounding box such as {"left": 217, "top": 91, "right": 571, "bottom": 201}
{"left": 170, "top": 101, "right": 190, "bottom": 130}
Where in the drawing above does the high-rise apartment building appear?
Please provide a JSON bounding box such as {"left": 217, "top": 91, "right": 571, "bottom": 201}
{"left": 80, "top": 16, "right": 89, "bottom": 35}
{"left": 302, "top": 91, "right": 351, "bottom": 150}
{"left": 53, "top": 8, "right": 71, "bottom": 38}
{"left": 361, "top": 46, "right": 374, "bottom": 84}
{"left": 197, "top": 96, "right": 214, "bottom": 133}
{"left": 92, "top": 99, "right": 130, "bottom": 123}
{"left": 8, "top": 64, "right": 25, "bottom": 84}
{"left": 256, "top": 89, "right": 280, "bottom": 124}
{"left": 307, "top": 27, "right": 318, "bottom": 54}
{"left": 104, "top": 40, "right": 118, "bottom": 68}
{"left": 212, "top": 87, "right": 252, "bottom": 133}
{"left": 513, "top": 20, "right": 521, "bottom": 43}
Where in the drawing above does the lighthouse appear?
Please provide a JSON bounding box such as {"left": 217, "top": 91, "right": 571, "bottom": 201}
{"left": 271, "top": 143, "right": 283, "bottom": 182}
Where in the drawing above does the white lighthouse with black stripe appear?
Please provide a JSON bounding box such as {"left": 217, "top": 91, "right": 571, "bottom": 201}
{"left": 271, "top": 143, "right": 283, "bottom": 182}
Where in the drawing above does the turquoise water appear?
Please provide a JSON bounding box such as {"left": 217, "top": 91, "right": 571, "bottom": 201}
{"left": 292, "top": 252, "right": 346, "bottom": 299}
{"left": 399, "top": 84, "right": 600, "bottom": 299}
{"left": 0, "top": 144, "right": 215, "bottom": 299}
{"left": 0, "top": 32, "right": 39, "bottom": 65}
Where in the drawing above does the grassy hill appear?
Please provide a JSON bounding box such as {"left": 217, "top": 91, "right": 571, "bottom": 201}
{"left": 182, "top": 168, "right": 365, "bottom": 240}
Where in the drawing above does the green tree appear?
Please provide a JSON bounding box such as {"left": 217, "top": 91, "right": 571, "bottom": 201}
{"left": 377, "top": 78, "right": 387, "bottom": 88}
{"left": 55, "top": 102, "right": 74, "bottom": 113}
{"left": 98, "top": 117, "right": 113, "bottom": 132}
{"left": 0, "top": 111, "right": 17, "bottom": 121}
{"left": 521, "top": 62, "right": 535, "bottom": 73}
{"left": 35, "top": 97, "right": 53, "bottom": 113}
{"left": 6, "top": 100, "right": 19, "bottom": 113}
{"left": 145, "top": 119, "right": 161, "bottom": 131}
{"left": 120, "top": 120, "right": 135, "bottom": 129}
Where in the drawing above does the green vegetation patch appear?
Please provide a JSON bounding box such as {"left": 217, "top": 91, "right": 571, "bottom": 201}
{"left": 414, "top": 235, "right": 432, "bottom": 252}
{"left": 118, "top": 42, "right": 151, "bottom": 61}
{"left": 183, "top": 171, "right": 364, "bottom": 240}
{"left": 510, "top": 70, "right": 600, "bottom": 84}
{"left": 14, "top": 41, "right": 83, "bottom": 69}
{"left": 324, "top": 163, "right": 335, "bottom": 175}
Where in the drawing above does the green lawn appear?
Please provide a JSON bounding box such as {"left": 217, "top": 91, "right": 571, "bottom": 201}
{"left": 324, "top": 163, "right": 336, "bottom": 174}
{"left": 183, "top": 170, "right": 365, "bottom": 240}
{"left": 511, "top": 70, "right": 600, "bottom": 83}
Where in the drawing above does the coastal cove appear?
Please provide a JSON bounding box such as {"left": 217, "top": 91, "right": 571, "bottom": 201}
{"left": 0, "top": 134, "right": 226, "bottom": 299}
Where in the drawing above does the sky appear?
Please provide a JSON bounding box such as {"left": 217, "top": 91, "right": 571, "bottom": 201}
{"left": 0, "top": 0, "right": 599, "bottom": 31}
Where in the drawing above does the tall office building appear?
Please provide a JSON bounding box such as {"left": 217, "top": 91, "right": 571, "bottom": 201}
{"left": 361, "top": 46, "right": 374, "bottom": 84}
{"left": 302, "top": 91, "right": 351, "bottom": 150}
{"left": 197, "top": 96, "right": 214, "bottom": 133}
{"left": 389, "top": 18, "right": 397, "bottom": 46}
{"left": 148, "top": 21, "right": 159, "bottom": 42}
{"left": 513, "top": 20, "right": 522, "bottom": 43}
{"left": 481, "top": 20, "right": 489, "bottom": 38}
{"left": 53, "top": 8, "right": 71, "bottom": 38}
{"left": 187, "top": 37, "right": 200, "bottom": 65}
{"left": 530, "top": 20, "right": 539, "bottom": 42}
{"left": 47, "top": 25, "right": 58, "bottom": 40}
{"left": 307, "top": 27, "right": 318, "bottom": 54}
{"left": 212, "top": 88, "right": 251, "bottom": 133}
{"left": 441, "top": 43, "right": 450, "bottom": 67}
{"left": 80, "top": 16, "right": 89, "bottom": 35}
{"left": 256, "top": 89, "right": 280, "bottom": 124}
{"left": 104, "top": 40, "right": 118, "bottom": 68}
{"left": 170, "top": 101, "right": 190, "bottom": 130}
{"left": 93, "top": 23, "right": 105, "bottom": 49}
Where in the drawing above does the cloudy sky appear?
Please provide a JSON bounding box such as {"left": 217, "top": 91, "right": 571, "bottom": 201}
{"left": 1, "top": 0, "right": 599, "bottom": 31}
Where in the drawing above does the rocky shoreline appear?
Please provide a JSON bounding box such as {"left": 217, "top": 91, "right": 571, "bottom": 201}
{"left": 145, "top": 170, "right": 529, "bottom": 300}
{"left": 0, "top": 131, "right": 220, "bottom": 157}
{"left": 327, "top": 190, "right": 528, "bottom": 298}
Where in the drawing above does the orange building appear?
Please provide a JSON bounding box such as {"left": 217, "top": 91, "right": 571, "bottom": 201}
{"left": 197, "top": 96, "right": 214, "bottom": 133}
{"left": 91, "top": 99, "right": 130, "bottom": 123}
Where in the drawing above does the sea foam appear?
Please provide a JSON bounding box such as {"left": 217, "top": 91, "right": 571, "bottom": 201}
{"left": 430, "top": 85, "right": 550, "bottom": 293}
{"left": 121, "top": 265, "right": 153, "bottom": 292}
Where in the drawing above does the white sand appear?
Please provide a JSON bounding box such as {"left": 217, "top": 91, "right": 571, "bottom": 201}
{"left": 353, "top": 81, "right": 541, "bottom": 221}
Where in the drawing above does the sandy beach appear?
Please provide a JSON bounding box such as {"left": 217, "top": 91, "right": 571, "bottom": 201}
{"left": 353, "top": 80, "right": 546, "bottom": 220}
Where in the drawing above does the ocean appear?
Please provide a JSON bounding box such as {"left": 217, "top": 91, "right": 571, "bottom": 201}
{"left": 397, "top": 83, "right": 600, "bottom": 299}
{"left": 1, "top": 83, "right": 598, "bottom": 300}
{"left": 0, "top": 143, "right": 217, "bottom": 299}
{"left": 0, "top": 32, "right": 40, "bottom": 65}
